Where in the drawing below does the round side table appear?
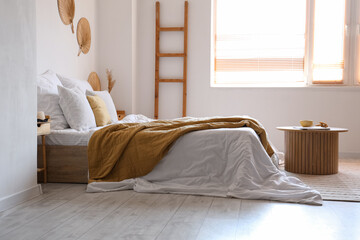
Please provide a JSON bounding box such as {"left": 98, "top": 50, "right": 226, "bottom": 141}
{"left": 277, "top": 127, "right": 348, "bottom": 175}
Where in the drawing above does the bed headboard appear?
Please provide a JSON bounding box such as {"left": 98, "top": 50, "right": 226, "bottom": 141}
{"left": 87, "top": 72, "right": 101, "bottom": 91}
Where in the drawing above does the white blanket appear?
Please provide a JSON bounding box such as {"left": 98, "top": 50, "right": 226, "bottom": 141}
{"left": 87, "top": 126, "right": 322, "bottom": 205}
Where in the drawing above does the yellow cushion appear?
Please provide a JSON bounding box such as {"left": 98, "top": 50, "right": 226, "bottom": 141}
{"left": 86, "top": 95, "right": 112, "bottom": 126}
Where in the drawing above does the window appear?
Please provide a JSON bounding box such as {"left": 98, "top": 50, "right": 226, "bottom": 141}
{"left": 213, "top": 0, "right": 358, "bottom": 87}
{"left": 312, "top": 0, "right": 346, "bottom": 84}
{"left": 356, "top": 0, "right": 360, "bottom": 84}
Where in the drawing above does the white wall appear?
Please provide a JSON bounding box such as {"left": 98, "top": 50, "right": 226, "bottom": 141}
{"left": 96, "top": 0, "right": 135, "bottom": 113}
{"left": 36, "top": 0, "right": 97, "bottom": 80}
{"left": 135, "top": 0, "right": 186, "bottom": 119}
{"left": 0, "top": 0, "right": 41, "bottom": 211}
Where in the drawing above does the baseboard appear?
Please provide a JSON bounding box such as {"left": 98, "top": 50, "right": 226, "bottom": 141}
{"left": 339, "top": 152, "right": 360, "bottom": 159}
{"left": 0, "top": 184, "right": 42, "bottom": 212}
{"left": 278, "top": 151, "right": 360, "bottom": 160}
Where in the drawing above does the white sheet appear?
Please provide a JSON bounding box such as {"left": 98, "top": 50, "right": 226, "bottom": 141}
{"left": 38, "top": 114, "right": 153, "bottom": 146}
{"left": 39, "top": 127, "right": 101, "bottom": 146}
{"left": 87, "top": 127, "right": 322, "bottom": 205}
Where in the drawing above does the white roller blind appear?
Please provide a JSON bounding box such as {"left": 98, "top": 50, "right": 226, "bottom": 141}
{"left": 214, "top": 0, "right": 307, "bottom": 84}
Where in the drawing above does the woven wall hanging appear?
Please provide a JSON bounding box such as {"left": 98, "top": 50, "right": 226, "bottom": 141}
{"left": 88, "top": 72, "right": 101, "bottom": 91}
{"left": 76, "top": 17, "right": 91, "bottom": 56}
{"left": 57, "top": 0, "right": 75, "bottom": 33}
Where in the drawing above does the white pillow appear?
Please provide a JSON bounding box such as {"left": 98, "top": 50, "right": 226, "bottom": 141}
{"left": 37, "top": 70, "right": 63, "bottom": 89}
{"left": 57, "top": 86, "right": 96, "bottom": 131}
{"left": 37, "top": 70, "right": 69, "bottom": 130}
{"left": 56, "top": 74, "right": 93, "bottom": 93}
{"left": 86, "top": 90, "right": 118, "bottom": 123}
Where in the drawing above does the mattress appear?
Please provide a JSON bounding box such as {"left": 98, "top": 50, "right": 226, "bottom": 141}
{"left": 38, "top": 114, "right": 153, "bottom": 146}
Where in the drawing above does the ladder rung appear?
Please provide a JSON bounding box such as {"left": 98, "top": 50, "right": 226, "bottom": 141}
{"left": 158, "top": 53, "right": 185, "bottom": 57}
{"left": 159, "top": 79, "right": 184, "bottom": 83}
{"left": 160, "top": 27, "right": 184, "bottom": 31}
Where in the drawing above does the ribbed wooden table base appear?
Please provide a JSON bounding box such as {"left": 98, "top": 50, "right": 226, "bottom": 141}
{"left": 284, "top": 131, "right": 338, "bottom": 175}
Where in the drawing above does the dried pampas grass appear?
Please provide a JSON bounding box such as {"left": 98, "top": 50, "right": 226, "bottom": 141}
{"left": 106, "top": 69, "right": 116, "bottom": 93}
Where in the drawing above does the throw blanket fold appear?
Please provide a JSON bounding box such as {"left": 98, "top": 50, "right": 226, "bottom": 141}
{"left": 88, "top": 117, "right": 274, "bottom": 183}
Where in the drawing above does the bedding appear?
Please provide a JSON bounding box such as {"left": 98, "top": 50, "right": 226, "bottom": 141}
{"left": 86, "top": 115, "right": 322, "bottom": 205}
{"left": 58, "top": 85, "right": 96, "bottom": 131}
{"left": 88, "top": 116, "right": 274, "bottom": 183}
{"left": 40, "top": 127, "right": 101, "bottom": 146}
{"left": 86, "top": 90, "right": 118, "bottom": 123}
{"left": 37, "top": 70, "right": 69, "bottom": 130}
{"left": 38, "top": 114, "right": 152, "bottom": 146}
{"left": 87, "top": 95, "right": 112, "bottom": 126}
{"left": 57, "top": 74, "right": 94, "bottom": 93}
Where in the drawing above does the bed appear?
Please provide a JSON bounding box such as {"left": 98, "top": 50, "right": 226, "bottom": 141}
{"left": 37, "top": 70, "right": 322, "bottom": 205}
{"left": 37, "top": 70, "right": 113, "bottom": 183}
{"left": 37, "top": 115, "right": 150, "bottom": 183}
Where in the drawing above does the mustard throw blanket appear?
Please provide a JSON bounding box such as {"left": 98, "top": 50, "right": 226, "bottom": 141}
{"left": 88, "top": 117, "right": 274, "bottom": 183}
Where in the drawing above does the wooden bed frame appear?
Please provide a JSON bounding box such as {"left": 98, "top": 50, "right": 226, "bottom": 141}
{"left": 38, "top": 145, "right": 88, "bottom": 183}
{"left": 37, "top": 72, "right": 110, "bottom": 183}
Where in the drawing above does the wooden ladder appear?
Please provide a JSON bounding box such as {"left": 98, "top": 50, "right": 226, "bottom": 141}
{"left": 154, "top": 1, "right": 188, "bottom": 119}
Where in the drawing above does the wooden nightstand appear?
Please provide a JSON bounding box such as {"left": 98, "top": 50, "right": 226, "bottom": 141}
{"left": 117, "top": 110, "right": 125, "bottom": 120}
{"left": 37, "top": 121, "right": 50, "bottom": 183}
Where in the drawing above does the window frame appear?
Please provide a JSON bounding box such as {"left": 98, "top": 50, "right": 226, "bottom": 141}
{"left": 350, "top": 0, "right": 360, "bottom": 86}
{"left": 211, "top": 0, "right": 359, "bottom": 88}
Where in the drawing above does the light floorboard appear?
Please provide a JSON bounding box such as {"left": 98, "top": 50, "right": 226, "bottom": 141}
{"left": 39, "top": 191, "right": 135, "bottom": 240}
{"left": 0, "top": 184, "right": 359, "bottom": 240}
{"left": 0, "top": 183, "right": 73, "bottom": 218}
{"left": 156, "top": 195, "right": 213, "bottom": 240}
{"left": 78, "top": 193, "right": 162, "bottom": 240}
{"left": 196, "top": 197, "right": 241, "bottom": 240}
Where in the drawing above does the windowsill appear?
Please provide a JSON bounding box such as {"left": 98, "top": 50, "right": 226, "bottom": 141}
{"left": 211, "top": 82, "right": 360, "bottom": 89}
{"left": 211, "top": 82, "right": 306, "bottom": 88}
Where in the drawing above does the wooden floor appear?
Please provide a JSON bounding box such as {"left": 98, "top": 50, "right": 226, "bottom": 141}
{"left": 1, "top": 184, "right": 359, "bottom": 240}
